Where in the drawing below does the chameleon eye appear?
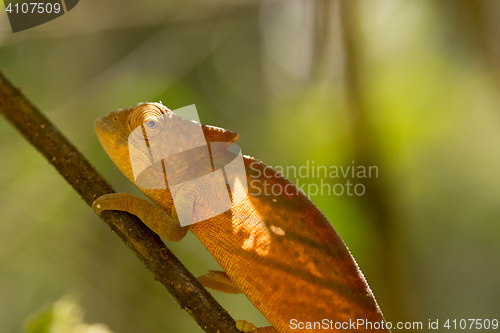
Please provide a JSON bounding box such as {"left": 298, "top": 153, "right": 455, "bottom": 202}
{"left": 128, "top": 104, "right": 166, "bottom": 136}
{"left": 146, "top": 119, "right": 157, "bottom": 129}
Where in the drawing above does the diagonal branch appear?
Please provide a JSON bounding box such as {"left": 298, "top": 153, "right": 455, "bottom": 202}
{"left": 0, "top": 73, "right": 240, "bottom": 333}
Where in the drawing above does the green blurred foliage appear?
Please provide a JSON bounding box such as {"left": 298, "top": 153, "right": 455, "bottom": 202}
{"left": 25, "top": 295, "right": 114, "bottom": 333}
{"left": 1, "top": 0, "right": 500, "bottom": 332}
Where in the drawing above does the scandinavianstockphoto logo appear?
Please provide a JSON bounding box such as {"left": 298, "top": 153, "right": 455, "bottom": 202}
{"left": 4, "top": 0, "right": 79, "bottom": 33}
{"left": 248, "top": 160, "right": 379, "bottom": 198}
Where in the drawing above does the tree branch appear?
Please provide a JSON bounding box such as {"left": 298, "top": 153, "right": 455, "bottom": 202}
{"left": 0, "top": 73, "right": 240, "bottom": 333}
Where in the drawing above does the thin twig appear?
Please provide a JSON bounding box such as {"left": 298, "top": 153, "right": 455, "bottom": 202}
{"left": 0, "top": 73, "right": 240, "bottom": 333}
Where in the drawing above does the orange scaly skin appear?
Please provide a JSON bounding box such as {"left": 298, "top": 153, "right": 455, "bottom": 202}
{"left": 94, "top": 103, "right": 389, "bottom": 333}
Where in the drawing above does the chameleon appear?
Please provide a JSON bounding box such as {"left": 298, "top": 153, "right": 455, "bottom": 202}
{"left": 92, "top": 102, "right": 389, "bottom": 333}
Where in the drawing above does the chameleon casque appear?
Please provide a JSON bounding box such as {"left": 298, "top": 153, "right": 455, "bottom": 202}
{"left": 92, "top": 103, "right": 389, "bottom": 333}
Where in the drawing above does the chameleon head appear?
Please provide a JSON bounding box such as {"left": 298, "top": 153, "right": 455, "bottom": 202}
{"left": 94, "top": 102, "right": 239, "bottom": 188}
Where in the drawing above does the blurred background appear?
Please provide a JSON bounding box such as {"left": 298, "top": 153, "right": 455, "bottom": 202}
{"left": 1, "top": 0, "right": 500, "bottom": 332}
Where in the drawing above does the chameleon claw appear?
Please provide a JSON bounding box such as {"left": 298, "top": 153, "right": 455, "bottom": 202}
{"left": 91, "top": 198, "right": 104, "bottom": 214}
{"left": 236, "top": 320, "right": 257, "bottom": 332}
{"left": 92, "top": 194, "right": 121, "bottom": 215}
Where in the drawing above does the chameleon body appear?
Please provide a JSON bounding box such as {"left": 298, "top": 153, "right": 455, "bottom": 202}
{"left": 93, "top": 103, "right": 389, "bottom": 333}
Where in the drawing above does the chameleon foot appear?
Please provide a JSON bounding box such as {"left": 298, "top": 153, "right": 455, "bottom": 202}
{"left": 197, "top": 270, "right": 242, "bottom": 294}
{"left": 236, "top": 320, "right": 257, "bottom": 332}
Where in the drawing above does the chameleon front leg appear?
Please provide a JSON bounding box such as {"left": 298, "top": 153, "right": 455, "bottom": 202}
{"left": 92, "top": 193, "right": 188, "bottom": 242}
